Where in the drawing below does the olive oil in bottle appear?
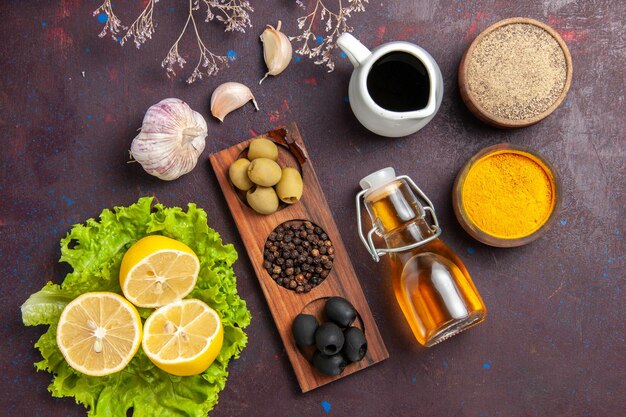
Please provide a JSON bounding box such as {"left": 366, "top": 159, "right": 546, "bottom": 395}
{"left": 357, "top": 168, "right": 486, "bottom": 346}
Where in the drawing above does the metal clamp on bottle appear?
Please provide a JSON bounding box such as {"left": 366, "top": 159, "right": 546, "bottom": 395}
{"left": 356, "top": 170, "right": 442, "bottom": 262}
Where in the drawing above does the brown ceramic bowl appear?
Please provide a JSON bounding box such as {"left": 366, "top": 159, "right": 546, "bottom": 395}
{"left": 452, "top": 144, "right": 561, "bottom": 247}
{"left": 458, "top": 17, "right": 573, "bottom": 128}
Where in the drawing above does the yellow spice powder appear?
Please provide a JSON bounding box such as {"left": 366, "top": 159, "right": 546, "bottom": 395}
{"left": 462, "top": 151, "right": 555, "bottom": 239}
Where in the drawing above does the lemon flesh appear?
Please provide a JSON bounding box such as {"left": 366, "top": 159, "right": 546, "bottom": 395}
{"left": 142, "top": 299, "right": 224, "bottom": 376}
{"left": 56, "top": 292, "right": 142, "bottom": 376}
{"left": 120, "top": 235, "right": 200, "bottom": 308}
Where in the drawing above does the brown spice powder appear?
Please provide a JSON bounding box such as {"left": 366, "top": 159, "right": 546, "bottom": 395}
{"left": 466, "top": 23, "right": 567, "bottom": 120}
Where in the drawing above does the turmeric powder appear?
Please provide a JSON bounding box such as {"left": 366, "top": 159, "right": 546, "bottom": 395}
{"left": 461, "top": 150, "right": 555, "bottom": 239}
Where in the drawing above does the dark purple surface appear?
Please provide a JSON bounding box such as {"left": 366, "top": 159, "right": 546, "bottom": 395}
{"left": 1, "top": 1, "right": 624, "bottom": 416}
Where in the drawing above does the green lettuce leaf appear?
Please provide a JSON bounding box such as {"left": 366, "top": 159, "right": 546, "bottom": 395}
{"left": 21, "top": 282, "right": 73, "bottom": 326}
{"left": 21, "top": 197, "right": 251, "bottom": 416}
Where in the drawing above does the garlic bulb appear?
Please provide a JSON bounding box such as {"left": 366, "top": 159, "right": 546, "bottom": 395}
{"left": 210, "top": 82, "right": 259, "bottom": 122}
{"left": 130, "top": 98, "right": 207, "bottom": 181}
{"left": 260, "top": 21, "right": 292, "bottom": 84}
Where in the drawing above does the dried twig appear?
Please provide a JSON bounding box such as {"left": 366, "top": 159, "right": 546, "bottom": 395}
{"left": 93, "top": 0, "right": 126, "bottom": 40}
{"left": 93, "top": 0, "right": 250, "bottom": 82}
{"left": 201, "top": 0, "right": 254, "bottom": 33}
{"left": 162, "top": 0, "right": 229, "bottom": 83}
{"left": 121, "top": 0, "right": 157, "bottom": 48}
{"left": 291, "top": 0, "right": 367, "bottom": 71}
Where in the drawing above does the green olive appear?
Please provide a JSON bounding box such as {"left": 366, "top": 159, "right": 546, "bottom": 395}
{"left": 275, "top": 167, "right": 303, "bottom": 204}
{"left": 229, "top": 158, "right": 254, "bottom": 191}
{"left": 247, "top": 158, "right": 282, "bottom": 187}
{"left": 246, "top": 186, "right": 279, "bottom": 215}
{"left": 247, "top": 138, "right": 279, "bottom": 161}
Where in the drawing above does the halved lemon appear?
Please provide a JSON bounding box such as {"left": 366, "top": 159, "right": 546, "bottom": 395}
{"left": 120, "top": 235, "right": 200, "bottom": 308}
{"left": 142, "top": 299, "right": 224, "bottom": 376}
{"left": 56, "top": 292, "right": 142, "bottom": 376}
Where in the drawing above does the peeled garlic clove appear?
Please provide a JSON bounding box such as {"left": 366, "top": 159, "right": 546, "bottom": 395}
{"left": 130, "top": 98, "right": 207, "bottom": 181}
{"left": 260, "top": 21, "right": 293, "bottom": 84}
{"left": 210, "top": 82, "right": 259, "bottom": 122}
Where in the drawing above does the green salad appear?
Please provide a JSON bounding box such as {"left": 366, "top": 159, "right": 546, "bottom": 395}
{"left": 21, "top": 197, "right": 251, "bottom": 416}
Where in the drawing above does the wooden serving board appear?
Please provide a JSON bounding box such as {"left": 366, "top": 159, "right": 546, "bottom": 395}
{"left": 210, "top": 122, "right": 388, "bottom": 392}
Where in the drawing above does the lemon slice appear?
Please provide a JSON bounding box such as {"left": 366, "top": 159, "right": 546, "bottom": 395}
{"left": 56, "top": 292, "right": 142, "bottom": 376}
{"left": 142, "top": 299, "right": 224, "bottom": 376}
{"left": 120, "top": 235, "right": 200, "bottom": 308}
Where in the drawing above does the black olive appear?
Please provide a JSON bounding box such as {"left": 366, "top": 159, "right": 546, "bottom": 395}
{"left": 292, "top": 314, "right": 318, "bottom": 347}
{"left": 314, "top": 322, "right": 344, "bottom": 355}
{"left": 342, "top": 327, "right": 367, "bottom": 362}
{"left": 312, "top": 351, "right": 347, "bottom": 376}
{"left": 324, "top": 297, "right": 357, "bottom": 327}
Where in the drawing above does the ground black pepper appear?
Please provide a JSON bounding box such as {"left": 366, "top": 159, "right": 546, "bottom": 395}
{"left": 264, "top": 221, "right": 334, "bottom": 293}
{"left": 466, "top": 22, "right": 567, "bottom": 120}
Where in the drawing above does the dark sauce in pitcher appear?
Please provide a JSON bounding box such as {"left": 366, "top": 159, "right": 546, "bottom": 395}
{"left": 366, "top": 52, "right": 430, "bottom": 112}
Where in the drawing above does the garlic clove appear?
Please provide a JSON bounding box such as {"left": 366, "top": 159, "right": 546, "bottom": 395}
{"left": 130, "top": 98, "right": 207, "bottom": 181}
{"left": 210, "top": 82, "right": 259, "bottom": 122}
{"left": 260, "top": 21, "right": 293, "bottom": 84}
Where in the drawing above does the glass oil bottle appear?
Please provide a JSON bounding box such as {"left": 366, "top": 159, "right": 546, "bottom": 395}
{"left": 357, "top": 168, "right": 486, "bottom": 346}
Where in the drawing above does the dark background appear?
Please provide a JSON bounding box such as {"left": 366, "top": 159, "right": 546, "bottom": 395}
{"left": 1, "top": 1, "right": 624, "bottom": 416}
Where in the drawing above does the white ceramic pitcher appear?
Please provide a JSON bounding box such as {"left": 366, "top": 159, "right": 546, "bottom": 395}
{"left": 337, "top": 33, "right": 443, "bottom": 138}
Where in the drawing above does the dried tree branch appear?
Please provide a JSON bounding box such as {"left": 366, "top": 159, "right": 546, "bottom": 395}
{"left": 121, "top": 0, "right": 157, "bottom": 48}
{"left": 93, "top": 0, "right": 126, "bottom": 40}
{"left": 201, "top": 0, "right": 254, "bottom": 33}
{"left": 186, "top": 0, "right": 229, "bottom": 83}
{"left": 93, "top": 0, "right": 248, "bottom": 82}
{"left": 291, "top": 0, "right": 368, "bottom": 71}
